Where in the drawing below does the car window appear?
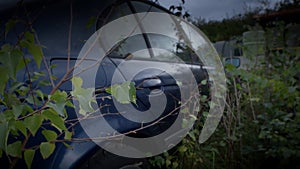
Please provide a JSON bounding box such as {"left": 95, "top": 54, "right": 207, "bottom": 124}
{"left": 148, "top": 34, "right": 201, "bottom": 64}
{"left": 108, "top": 33, "right": 202, "bottom": 65}
{"left": 96, "top": 1, "right": 202, "bottom": 65}
{"left": 108, "top": 34, "right": 149, "bottom": 59}
{"left": 96, "top": 2, "right": 133, "bottom": 29}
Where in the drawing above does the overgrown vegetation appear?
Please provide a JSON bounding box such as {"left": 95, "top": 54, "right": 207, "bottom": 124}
{"left": 149, "top": 0, "right": 300, "bottom": 169}
{"left": 0, "top": 0, "right": 299, "bottom": 169}
{"left": 0, "top": 8, "right": 137, "bottom": 169}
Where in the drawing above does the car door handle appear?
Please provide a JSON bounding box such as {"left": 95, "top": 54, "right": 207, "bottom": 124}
{"left": 142, "top": 78, "right": 162, "bottom": 88}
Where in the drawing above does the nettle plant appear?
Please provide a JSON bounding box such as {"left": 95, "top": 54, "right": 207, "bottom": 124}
{"left": 0, "top": 18, "right": 137, "bottom": 168}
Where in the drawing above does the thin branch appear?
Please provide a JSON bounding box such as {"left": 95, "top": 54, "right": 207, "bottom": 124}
{"left": 23, "top": 2, "right": 55, "bottom": 88}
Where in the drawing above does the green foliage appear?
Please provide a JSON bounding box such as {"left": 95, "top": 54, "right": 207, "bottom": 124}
{"left": 20, "top": 31, "right": 43, "bottom": 68}
{"left": 7, "top": 141, "right": 22, "bottom": 158}
{"left": 105, "top": 81, "right": 137, "bottom": 104}
{"left": 24, "top": 114, "right": 44, "bottom": 137}
{"left": 0, "top": 19, "right": 85, "bottom": 168}
{"left": 42, "top": 130, "right": 58, "bottom": 142}
{"left": 0, "top": 16, "right": 140, "bottom": 168}
{"left": 40, "top": 142, "right": 55, "bottom": 159}
{"left": 24, "top": 149, "right": 35, "bottom": 169}
{"left": 46, "top": 90, "right": 69, "bottom": 117}
{"left": 71, "top": 77, "right": 96, "bottom": 116}
{"left": 42, "top": 109, "right": 67, "bottom": 132}
{"left": 194, "top": 15, "right": 251, "bottom": 42}
{"left": 150, "top": 1, "right": 300, "bottom": 168}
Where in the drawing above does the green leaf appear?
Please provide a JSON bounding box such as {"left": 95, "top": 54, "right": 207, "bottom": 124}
{"left": 188, "top": 131, "right": 196, "bottom": 141}
{"left": 106, "top": 81, "right": 136, "bottom": 104}
{"left": 17, "top": 57, "right": 29, "bottom": 71}
{"left": 12, "top": 105, "right": 24, "bottom": 119}
{"left": 24, "top": 32, "right": 35, "bottom": 43}
{"left": 15, "top": 121, "right": 27, "bottom": 137}
{"left": 8, "top": 82, "right": 24, "bottom": 94}
{"left": 35, "top": 90, "right": 45, "bottom": 101}
{"left": 0, "top": 122, "right": 9, "bottom": 151}
{"left": 4, "top": 93, "right": 21, "bottom": 109}
{"left": 65, "top": 100, "right": 75, "bottom": 108}
{"left": 20, "top": 34, "right": 43, "bottom": 69}
{"left": 64, "top": 131, "right": 72, "bottom": 140}
{"left": 0, "top": 149, "right": 2, "bottom": 158}
{"left": 42, "top": 109, "right": 66, "bottom": 131}
{"left": 172, "top": 161, "right": 179, "bottom": 169}
{"left": 166, "top": 159, "right": 171, "bottom": 167}
{"left": 5, "top": 19, "right": 18, "bottom": 37}
{"left": 7, "top": 141, "right": 22, "bottom": 157}
{"left": 42, "top": 130, "right": 57, "bottom": 142}
{"left": 24, "top": 114, "right": 43, "bottom": 136}
{"left": 40, "top": 142, "right": 55, "bottom": 159}
{"left": 178, "top": 146, "right": 188, "bottom": 153}
{"left": 201, "top": 79, "right": 207, "bottom": 85}
{"left": 0, "top": 66, "right": 9, "bottom": 95}
{"left": 0, "top": 45, "right": 22, "bottom": 80}
{"left": 47, "top": 90, "right": 68, "bottom": 117}
{"left": 71, "top": 77, "right": 96, "bottom": 116}
{"left": 24, "top": 149, "right": 35, "bottom": 169}
{"left": 2, "top": 109, "right": 14, "bottom": 121}
{"left": 28, "top": 43, "right": 43, "bottom": 69}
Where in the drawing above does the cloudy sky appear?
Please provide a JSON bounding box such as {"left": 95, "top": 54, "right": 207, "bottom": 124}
{"left": 158, "top": 0, "right": 281, "bottom": 20}
{"left": 0, "top": 0, "right": 282, "bottom": 20}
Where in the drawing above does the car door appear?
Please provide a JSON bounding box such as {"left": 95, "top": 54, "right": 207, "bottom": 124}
{"left": 89, "top": 0, "right": 209, "bottom": 138}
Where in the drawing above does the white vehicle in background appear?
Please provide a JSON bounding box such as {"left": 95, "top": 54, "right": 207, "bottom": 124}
{"left": 214, "top": 30, "right": 265, "bottom": 69}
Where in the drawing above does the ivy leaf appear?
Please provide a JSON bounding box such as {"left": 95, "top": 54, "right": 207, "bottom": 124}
{"left": 7, "top": 141, "right": 22, "bottom": 158}
{"left": 24, "top": 114, "right": 43, "bottom": 136}
{"left": 42, "top": 130, "right": 57, "bottom": 142}
{"left": 40, "top": 142, "right": 55, "bottom": 159}
{"left": 47, "top": 90, "right": 68, "bottom": 117}
{"left": 42, "top": 109, "right": 67, "bottom": 131}
{"left": 71, "top": 77, "right": 96, "bottom": 116}
{"left": 0, "top": 122, "right": 9, "bottom": 152}
{"left": 24, "top": 149, "right": 35, "bottom": 169}
{"left": 106, "top": 81, "right": 136, "bottom": 104}
{"left": 0, "top": 66, "right": 9, "bottom": 95}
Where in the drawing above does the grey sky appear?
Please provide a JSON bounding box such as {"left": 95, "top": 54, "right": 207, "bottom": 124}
{"left": 0, "top": 0, "right": 281, "bottom": 20}
{"left": 158, "top": 0, "right": 281, "bottom": 20}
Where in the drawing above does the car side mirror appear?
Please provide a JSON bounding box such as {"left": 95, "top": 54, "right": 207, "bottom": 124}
{"left": 225, "top": 57, "right": 240, "bottom": 68}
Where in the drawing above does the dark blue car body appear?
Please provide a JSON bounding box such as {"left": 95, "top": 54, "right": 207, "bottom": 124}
{"left": 0, "top": 0, "right": 209, "bottom": 168}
